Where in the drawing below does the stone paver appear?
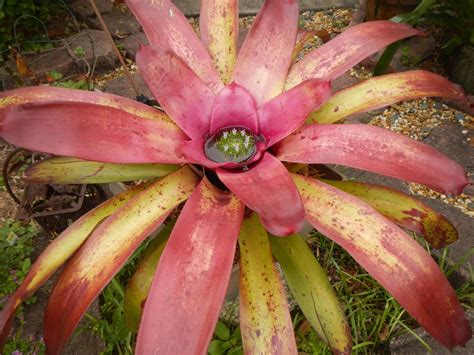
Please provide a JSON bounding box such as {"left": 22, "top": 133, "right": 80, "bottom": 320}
{"left": 390, "top": 311, "right": 474, "bottom": 354}
{"left": 89, "top": 11, "right": 142, "bottom": 38}
{"left": 119, "top": 32, "right": 149, "bottom": 60}
{"left": 66, "top": 30, "right": 119, "bottom": 74}
{"left": 70, "top": 0, "right": 113, "bottom": 18}
{"left": 103, "top": 73, "right": 153, "bottom": 100}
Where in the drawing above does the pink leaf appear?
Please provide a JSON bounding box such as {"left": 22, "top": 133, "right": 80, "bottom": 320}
{"left": 285, "top": 21, "right": 420, "bottom": 89}
{"left": 125, "top": 0, "right": 223, "bottom": 93}
{"left": 0, "top": 87, "right": 186, "bottom": 164}
{"left": 233, "top": 0, "right": 298, "bottom": 106}
{"left": 294, "top": 175, "right": 472, "bottom": 350}
{"left": 276, "top": 124, "right": 468, "bottom": 195}
{"left": 217, "top": 153, "right": 305, "bottom": 236}
{"left": 136, "top": 178, "right": 244, "bottom": 354}
{"left": 43, "top": 168, "right": 198, "bottom": 353}
{"left": 136, "top": 46, "right": 216, "bottom": 140}
{"left": 210, "top": 83, "right": 258, "bottom": 135}
{"left": 258, "top": 79, "right": 331, "bottom": 147}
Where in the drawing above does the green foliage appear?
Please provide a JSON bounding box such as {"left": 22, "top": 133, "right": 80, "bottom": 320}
{"left": 400, "top": 45, "right": 422, "bottom": 67}
{"left": 294, "top": 231, "right": 473, "bottom": 354}
{"left": 0, "top": 219, "right": 38, "bottom": 301}
{"left": 374, "top": 0, "right": 474, "bottom": 75}
{"left": 73, "top": 46, "right": 85, "bottom": 57}
{"left": 47, "top": 70, "right": 90, "bottom": 90}
{"left": 373, "top": 0, "right": 436, "bottom": 76}
{"left": 85, "top": 236, "right": 158, "bottom": 354}
{"left": 83, "top": 227, "right": 472, "bottom": 354}
{"left": 2, "top": 324, "right": 45, "bottom": 355}
{"left": 424, "top": 0, "right": 474, "bottom": 54}
{"left": 86, "top": 278, "right": 135, "bottom": 355}
{"left": 0, "top": 218, "right": 42, "bottom": 354}
{"left": 208, "top": 321, "right": 243, "bottom": 355}
{"left": 0, "top": 0, "right": 59, "bottom": 56}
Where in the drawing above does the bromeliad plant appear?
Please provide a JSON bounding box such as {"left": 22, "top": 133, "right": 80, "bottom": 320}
{"left": 0, "top": 0, "right": 472, "bottom": 353}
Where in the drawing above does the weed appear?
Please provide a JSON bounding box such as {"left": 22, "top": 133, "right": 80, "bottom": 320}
{"left": 0, "top": 219, "right": 38, "bottom": 301}
{"left": 0, "top": 218, "right": 41, "bottom": 354}
{"left": 84, "top": 236, "right": 158, "bottom": 355}
{"left": 400, "top": 45, "right": 422, "bottom": 67}
{"left": 73, "top": 46, "right": 85, "bottom": 57}
{"left": 46, "top": 70, "right": 90, "bottom": 91}
{"left": 83, "top": 228, "right": 472, "bottom": 354}
{"left": 294, "top": 231, "right": 473, "bottom": 354}
{"left": 208, "top": 321, "right": 243, "bottom": 355}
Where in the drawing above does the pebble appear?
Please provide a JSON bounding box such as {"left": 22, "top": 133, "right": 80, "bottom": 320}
{"left": 455, "top": 112, "right": 465, "bottom": 122}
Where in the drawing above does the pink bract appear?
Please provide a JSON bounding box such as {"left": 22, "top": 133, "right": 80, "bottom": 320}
{"left": 0, "top": 0, "right": 471, "bottom": 354}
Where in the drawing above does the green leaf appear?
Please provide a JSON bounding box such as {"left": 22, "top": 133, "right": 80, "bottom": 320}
{"left": 373, "top": 41, "right": 402, "bottom": 76}
{"left": 238, "top": 213, "right": 297, "bottom": 354}
{"left": 373, "top": 0, "right": 436, "bottom": 76}
{"left": 123, "top": 222, "right": 174, "bottom": 332}
{"left": 270, "top": 234, "right": 352, "bottom": 354}
{"left": 26, "top": 156, "right": 179, "bottom": 184}
{"left": 208, "top": 340, "right": 225, "bottom": 355}
{"left": 214, "top": 321, "right": 231, "bottom": 341}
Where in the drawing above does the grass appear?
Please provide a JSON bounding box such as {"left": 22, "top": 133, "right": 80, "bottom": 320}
{"left": 0, "top": 216, "right": 470, "bottom": 354}
{"left": 83, "top": 228, "right": 472, "bottom": 354}
{"left": 0, "top": 213, "right": 466, "bottom": 355}
{"left": 0, "top": 218, "right": 45, "bottom": 354}
{"left": 294, "top": 231, "right": 473, "bottom": 354}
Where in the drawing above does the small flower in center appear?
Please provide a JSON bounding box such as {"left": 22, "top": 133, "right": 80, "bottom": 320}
{"left": 205, "top": 126, "right": 257, "bottom": 163}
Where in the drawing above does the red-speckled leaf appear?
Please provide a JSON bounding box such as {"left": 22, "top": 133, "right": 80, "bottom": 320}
{"left": 43, "top": 167, "right": 198, "bottom": 354}
{"left": 285, "top": 21, "right": 420, "bottom": 89}
{"left": 200, "top": 0, "right": 238, "bottom": 83}
{"left": 323, "top": 180, "right": 458, "bottom": 248}
{"left": 217, "top": 153, "right": 305, "bottom": 236}
{"left": 136, "top": 45, "right": 215, "bottom": 140}
{"left": 0, "top": 183, "right": 148, "bottom": 349}
{"left": 258, "top": 79, "right": 331, "bottom": 147}
{"left": 210, "top": 83, "right": 258, "bottom": 135}
{"left": 276, "top": 124, "right": 468, "bottom": 195}
{"left": 270, "top": 234, "right": 351, "bottom": 354}
{"left": 123, "top": 222, "right": 174, "bottom": 332}
{"left": 311, "top": 71, "right": 467, "bottom": 124}
{"left": 125, "top": 0, "right": 223, "bottom": 93}
{"left": 239, "top": 213, "right": 297, "bottom": 355}
{"left": 0, "top": 87, "right": 186, "bottom": 164}
{"left": 293, "top": 175, "right": 472, "bottom": 350}
{"left": 136, "top": 178, "right": 244, "bottom": 354}
{"left": 233, "top": 0, "right": 298, "bottom": 106}
{"left": 25, "top": 157, "right": 178, "bottom": 184}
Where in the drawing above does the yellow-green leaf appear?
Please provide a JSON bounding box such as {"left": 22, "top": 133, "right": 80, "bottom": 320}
{"left": 238, "top": 213, "right": 297, "bottom": 355}
{"left": 270, "top": 234, "right": 351, "bottom": 354}
{"left": 26, "top": 157, "right": 179, "bottom": 184}
{"left": 123, "top": 222, "right": 174, "bottom": 332}
{"left": 323, "top": 180, "right": 458, "bottom": 248}
{"left": 43, "top": 166, "right": 199, "bottom": 353}
{"left": 0, "top": 182, "right": 148, "bottom": 345}
{"left": 309, "top": 70, "right": 466, "bottom": 124}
